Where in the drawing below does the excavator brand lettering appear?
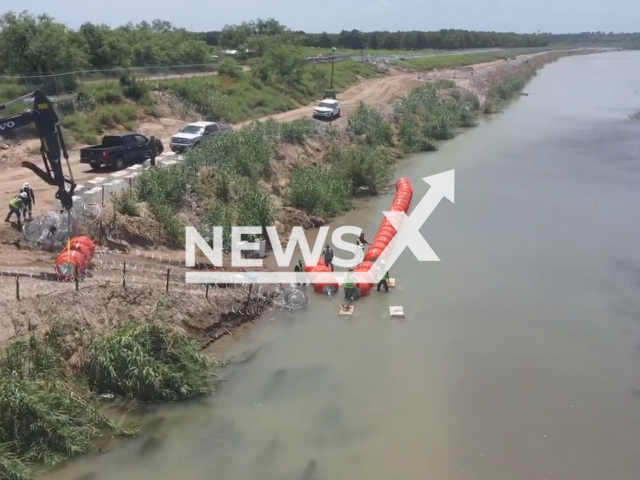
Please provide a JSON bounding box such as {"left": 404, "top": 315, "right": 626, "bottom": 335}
{"left": 0, "top": 121, "right": 16, "bottom": 131}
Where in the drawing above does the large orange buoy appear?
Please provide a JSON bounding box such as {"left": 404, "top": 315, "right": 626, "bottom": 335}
{"left": 68, "top": 236, "right": 95, "bottom": 257}
{"left": 55, "top": 250, "right": 88, "bottom": 281}
{"left": 54, "top": 236, "right": 96, "bottom": 281}
{"left": 311, "top": 265, "right": 339, "bottom": 295}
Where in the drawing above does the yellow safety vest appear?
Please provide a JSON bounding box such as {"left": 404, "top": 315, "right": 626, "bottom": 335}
{"left": 10, "top": 197, "right": 22, "bottom": 209}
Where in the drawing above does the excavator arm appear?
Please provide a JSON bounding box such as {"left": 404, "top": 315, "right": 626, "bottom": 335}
{"left": 0, "top": 90, "right": 76, "bottom": 211}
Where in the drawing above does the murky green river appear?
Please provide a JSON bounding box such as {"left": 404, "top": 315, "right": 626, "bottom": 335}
{"left": 45, "top": 51, "right": 640, "bottom": 480}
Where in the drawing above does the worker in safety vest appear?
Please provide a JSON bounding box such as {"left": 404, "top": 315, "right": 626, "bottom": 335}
{"left": 5, "top": 193, "right": 26, "bottom": 226}
{"left": 343, "top": 267, "right": 356, "bottom": 301}
{"left": 20, "top": 182, "right": 35, "bottom": 220}
{"left": 294, "top": 259, "right": 306, "bottom": 286}
{"left": 377, "top": 260, "right": 389, "bottom": 292}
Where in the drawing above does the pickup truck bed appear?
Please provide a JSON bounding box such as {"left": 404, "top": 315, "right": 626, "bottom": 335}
{"left": 80, "top": 133, "right": 163, "bottom": 171}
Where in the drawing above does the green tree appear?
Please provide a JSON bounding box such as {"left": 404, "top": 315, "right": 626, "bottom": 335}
{"left": 0, "top": 11, "right": 88, "bottom": 74}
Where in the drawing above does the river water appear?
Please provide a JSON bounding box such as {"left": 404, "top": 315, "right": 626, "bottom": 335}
{"left": 45, "top": 51, "right": 640, "bottom": 480}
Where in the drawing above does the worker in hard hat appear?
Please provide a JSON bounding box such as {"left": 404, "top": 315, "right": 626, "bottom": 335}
{"left": 5, "top": 193, "right": 26, "bottom": 226}
{"left": 377, "top": 260, "right": 390, "bottom": 292}
{"left": 20, "top": 182, "right": 35, "bottom": 220}
{"left": 343, "top": 267, "right": 356, "bottom": 301}
{"left": 294, "top": 259, "right": 306, "bottom": 286}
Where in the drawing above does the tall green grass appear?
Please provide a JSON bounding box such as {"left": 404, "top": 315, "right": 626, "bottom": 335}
{"left": 325, "top": 144, "right": 393, "bottom": 195}
{"left": 289, "top": 166, "right": 352, "bottom": 216}
{"left": 83, "top": 322, "right": 213, "bottom": 402}
{"left": 0, "top": 322, "right": 134, "bottom": 478}
{"left": 392, "top": 82, "right": 480, "bottom": 150}
{"left": 347, "top": 102, "right": 394, "bottom": 146}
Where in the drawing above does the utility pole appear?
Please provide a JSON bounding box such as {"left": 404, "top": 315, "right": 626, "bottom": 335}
{"left": 329, "top": 47, "right": 337, "bottom": 89}
{"left": 330, "top": 56, "right": 335, "bottom": 89}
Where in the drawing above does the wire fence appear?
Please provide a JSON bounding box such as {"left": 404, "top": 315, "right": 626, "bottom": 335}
{"left": 0, "top": 48, "right": 515, "bottom": 101}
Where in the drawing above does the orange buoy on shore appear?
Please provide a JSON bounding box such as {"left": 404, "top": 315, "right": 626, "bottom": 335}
{"left": 54, "top": 236, "right": 96, "bottom": 281}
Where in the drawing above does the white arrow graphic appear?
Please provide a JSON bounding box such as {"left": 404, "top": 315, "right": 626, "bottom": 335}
{"left": 365, "top": 169, "right": 455, "bottom": 282}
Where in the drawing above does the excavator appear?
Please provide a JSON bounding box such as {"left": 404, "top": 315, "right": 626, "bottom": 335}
{"left": 0, "top": 89, "right": 77, "bottom": 211}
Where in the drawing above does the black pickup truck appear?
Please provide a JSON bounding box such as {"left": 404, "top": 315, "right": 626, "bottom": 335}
{"left": 79, "top": 133, "right": 164, "bottom": 171}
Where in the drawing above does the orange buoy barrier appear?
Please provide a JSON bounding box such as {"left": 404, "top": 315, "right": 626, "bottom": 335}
{"left": 352, "top": 177, "right": 414, "bottom": 296}
{"left": 304, "top": 177, "right": 413, "bottom": 298}
{"left": 54, "top": 236, "right": 96, "bottom": 281}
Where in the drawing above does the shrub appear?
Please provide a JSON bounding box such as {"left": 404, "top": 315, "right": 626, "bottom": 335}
{"left": 187, "top": 125, "right": 274, "bottom": 180}
{"left": 148, "top": 202, "right": 184, "bottom": 244}
{"left": 82, "top": 322, "right": 213, "bottom": 402}
{"left": 348, "top": 102, "right": 393, "bottom": 146}
{"left": 122, "top": 78, "right": 151, "bottom": 102}
{"left": 217, "top": 58, "right": 242, "bottom": 78}
{"left": 136, "top": 164, "right": 191, "bottom": 208}
{"left": 74, "top": 91, "right": 97, "bottom": 113}
{"left": 90, "top": 104, "right": 138, "bottom": 129}
{"left": 111, "top": 190, "right": 139, "bottom": 217}
{"left": 278, "top": 118, "right": 317, "bottom": 144}
{"left": 326, "top": 144, "right": 392, "bottom": 195}
{"left": 236, "top": 188, "right": 274, "bottom": 236}
{"left": 290, "top": 166, "right": 352, "bottom": 216}
{"left": 0, "top": 324, "right": 131, "bottom": 471}
{"left": 393, "top": 83, "right": 480, "bottom": 143}
{"left": 166, "top": 78, "right": 228, "bottom": 119}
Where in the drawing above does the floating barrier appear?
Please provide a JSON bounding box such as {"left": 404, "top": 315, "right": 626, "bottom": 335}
{"left": 54, "top": 236, "right": 96, "bottom": 281}
{"left": 306, "top": 177, "right": 414, "bottom": 299}
{"left": 352, "top": 177, "right": 414, "bottom": 297}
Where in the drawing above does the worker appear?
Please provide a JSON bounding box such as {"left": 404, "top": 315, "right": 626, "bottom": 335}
{"left": 294, "top": 259, "right": 306, "bottom": 286}
{"left": 377, "top": 260, "right": 389, "bottom": 292}
{"left": 20, "top": 182, "right": 35, "bottom": 220}
{"left": 322, "top": 245, "right": 334, "bottom": 271}
{"left": 343, "top": 267, "right": 356, "bottom": 301}
{"left": 5, "top": 193, "right": 25, "bottom": 226}
{"left": 356, "top": 232, "right": 370, "bottom": 249}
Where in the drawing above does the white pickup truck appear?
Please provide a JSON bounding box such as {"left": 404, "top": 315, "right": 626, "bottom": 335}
{"left": 169, "top": 121, "right": 232, "bottom": 153}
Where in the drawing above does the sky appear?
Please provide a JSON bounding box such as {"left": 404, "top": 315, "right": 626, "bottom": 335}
{"left": 13, "top": 0, "right": 640, "bottom": 34}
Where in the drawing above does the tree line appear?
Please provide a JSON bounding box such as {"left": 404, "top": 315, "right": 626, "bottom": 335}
{"left": 0, "top": 12, "right": 211, "bottom": 77}
{"left": 1, "top": 10, "right": 639, "bottom": 80}
{"left": 204, "top": 21, "right": 552, "bottom": 51}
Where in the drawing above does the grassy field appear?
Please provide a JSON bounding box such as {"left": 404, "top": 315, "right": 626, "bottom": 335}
{"left": 297, "top": 46, "right": 437, "bottom": 57}
{"left": 157, "top": 60, "right": 379, "bottom": 123}
{"left": 396, "top": 47, "right": 552, "bottom": 71}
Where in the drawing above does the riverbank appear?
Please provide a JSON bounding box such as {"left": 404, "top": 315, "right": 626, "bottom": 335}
{"left": 107, "top": 49, "right": 596, "bottom": 249}
{"left": 0, "top": 48, "right": 600, "bottom": 479}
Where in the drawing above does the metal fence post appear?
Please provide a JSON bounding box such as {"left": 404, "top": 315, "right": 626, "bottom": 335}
{"left": 15, "top": 274, "right": 20, "bottom": 301}
{"left": 166, "top": 268, "right": 170, "bottom": 292}
{"left": 122, "top": 262, "right": 126, "bottom": 290}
